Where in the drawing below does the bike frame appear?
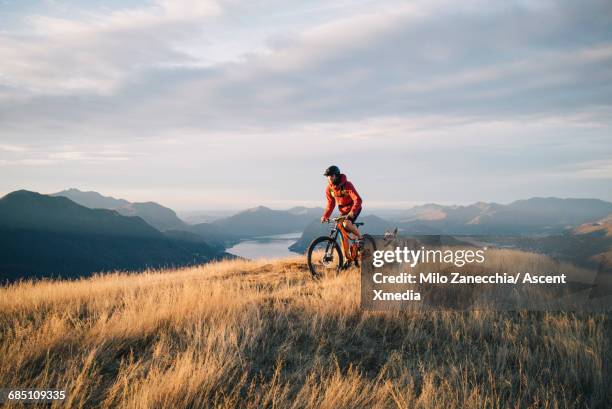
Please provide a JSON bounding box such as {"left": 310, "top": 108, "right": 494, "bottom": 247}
{"left": 325, "top": 217, "right": 358, "bottom": 262}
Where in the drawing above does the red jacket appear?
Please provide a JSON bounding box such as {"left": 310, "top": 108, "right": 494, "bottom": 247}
{"left": 323, "top": 174, "right": 362, "bottom": 219}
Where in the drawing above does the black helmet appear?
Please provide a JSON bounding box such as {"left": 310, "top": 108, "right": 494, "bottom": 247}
{"left": 324, "top": 165, "right": 340, "bottom": 176}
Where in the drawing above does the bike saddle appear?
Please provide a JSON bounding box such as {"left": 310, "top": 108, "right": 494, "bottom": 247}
{"left": 355, "top": 222, "right": 364, "bottom": 226}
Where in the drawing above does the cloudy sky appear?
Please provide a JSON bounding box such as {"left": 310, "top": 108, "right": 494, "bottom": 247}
{"left": 1, "top": 0, "right": 611, "bottom": 211}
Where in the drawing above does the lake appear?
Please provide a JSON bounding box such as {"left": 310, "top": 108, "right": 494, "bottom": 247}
{"left": 226, "top": 232, "right": 302, "bottom": 259}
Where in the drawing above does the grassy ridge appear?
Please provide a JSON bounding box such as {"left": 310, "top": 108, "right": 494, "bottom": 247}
{"left": 0, "top": 250, "right": 610, "bottom": 408}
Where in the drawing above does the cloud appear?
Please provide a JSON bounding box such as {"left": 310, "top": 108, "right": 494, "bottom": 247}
{"left": 47, "top": 151, "right": 130, "bottom": 161}
{"left": 561, "top": 159, "right": 612, "bottom": 179}
{"left": 0, "top": 144, "right": 28, "bottom": 152}
{"left": 2, "top": 1, "right": 612, "bottom": 131}
{"left": 62, "top": 0, "right": 610, "bottom": 133}
{"left": 0, "top": 0, "right": 220, "bottom": 96}
{"left": 0, "top": 159, "right": 56, "bottom": 167}
{"left": 0, "top": 145, "right": 132, "bottom": 167}
{"left": 0, "top": 0, "right": 611, "bottom": 205}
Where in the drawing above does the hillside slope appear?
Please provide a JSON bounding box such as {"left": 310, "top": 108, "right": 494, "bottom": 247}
{"left": 1, "top": 190, "right": 161, "bottom": 237}
{"left": 0, "top": 191, "right": 224, "bottom": 280}
{"left": 0, "top": 252, "right": 609, "bottom": 408}
{"left": 53, "top": 188, "right": 188, "bottom": 231}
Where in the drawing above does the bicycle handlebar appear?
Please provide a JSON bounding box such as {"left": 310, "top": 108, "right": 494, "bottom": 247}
{"left": 323, "top": 215, "right": 349, "bottom": 223}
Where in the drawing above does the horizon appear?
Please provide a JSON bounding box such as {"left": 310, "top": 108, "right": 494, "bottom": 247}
{"left": 1, "top": 187, "right": 611, "bottom": 214}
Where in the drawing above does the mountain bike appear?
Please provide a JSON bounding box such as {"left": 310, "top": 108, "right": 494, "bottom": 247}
{"left": 306, "top": 215, "right": 375, "bottom": 279}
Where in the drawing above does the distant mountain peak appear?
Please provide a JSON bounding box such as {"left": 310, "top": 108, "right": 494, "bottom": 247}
{"left": 52, "top": 188, "right": 186, "bottom": 231}
{"left": 3, "top": 189, "right": 39, "bottom": 198}
{"left": 244, "top": 205, "right": 271, "bottom": 212}
{"left": 472, "top": 201, "right": 490, "bottom": 209}
{"left": 57, "top": 187, "right": 123, "bottom": 198}
{"left": 53, "top": 188, "right": 130, "bottom": 207}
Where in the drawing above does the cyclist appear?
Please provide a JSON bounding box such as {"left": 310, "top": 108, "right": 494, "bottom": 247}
{"left": 321, "top": 165, "right": 363, "bottom": 242}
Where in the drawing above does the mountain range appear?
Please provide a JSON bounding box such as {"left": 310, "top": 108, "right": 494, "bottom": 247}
{"left": 52, "top": 189, "right": 324, "bottom": 245}
{"left": 210, "top": 205, "right": 322, "bottom": 237}
{"left": 0, "top": 191, "right": 227, "bottom": 281}
{"left": 55, "top": 189, "right": 612, "bottom": 239}
{"left": 53, "top": 188, "right": 188, "bottom": 231}
{"left": 2, "top": 188, "right": 611, "bottom": 280}
{"left": 394, "top": 198, "right": 612, "bottom": 234}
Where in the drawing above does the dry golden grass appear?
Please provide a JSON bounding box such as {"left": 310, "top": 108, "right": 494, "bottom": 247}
{"left": 0, "top": 250, "right": 610, "bottom": 408}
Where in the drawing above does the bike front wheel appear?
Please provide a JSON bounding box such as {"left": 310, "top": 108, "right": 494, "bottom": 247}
{"left": 307, "top": 236, "right": 343, "bottom": 279}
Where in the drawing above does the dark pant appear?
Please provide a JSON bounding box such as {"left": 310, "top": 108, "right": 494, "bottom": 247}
{"left": 345, "top": 209, "right": 361, "bottom": 222}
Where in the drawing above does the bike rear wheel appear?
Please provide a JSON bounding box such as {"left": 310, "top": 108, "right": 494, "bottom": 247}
{"left": 307, "top": 236, "right": 343, "bottom": 279}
